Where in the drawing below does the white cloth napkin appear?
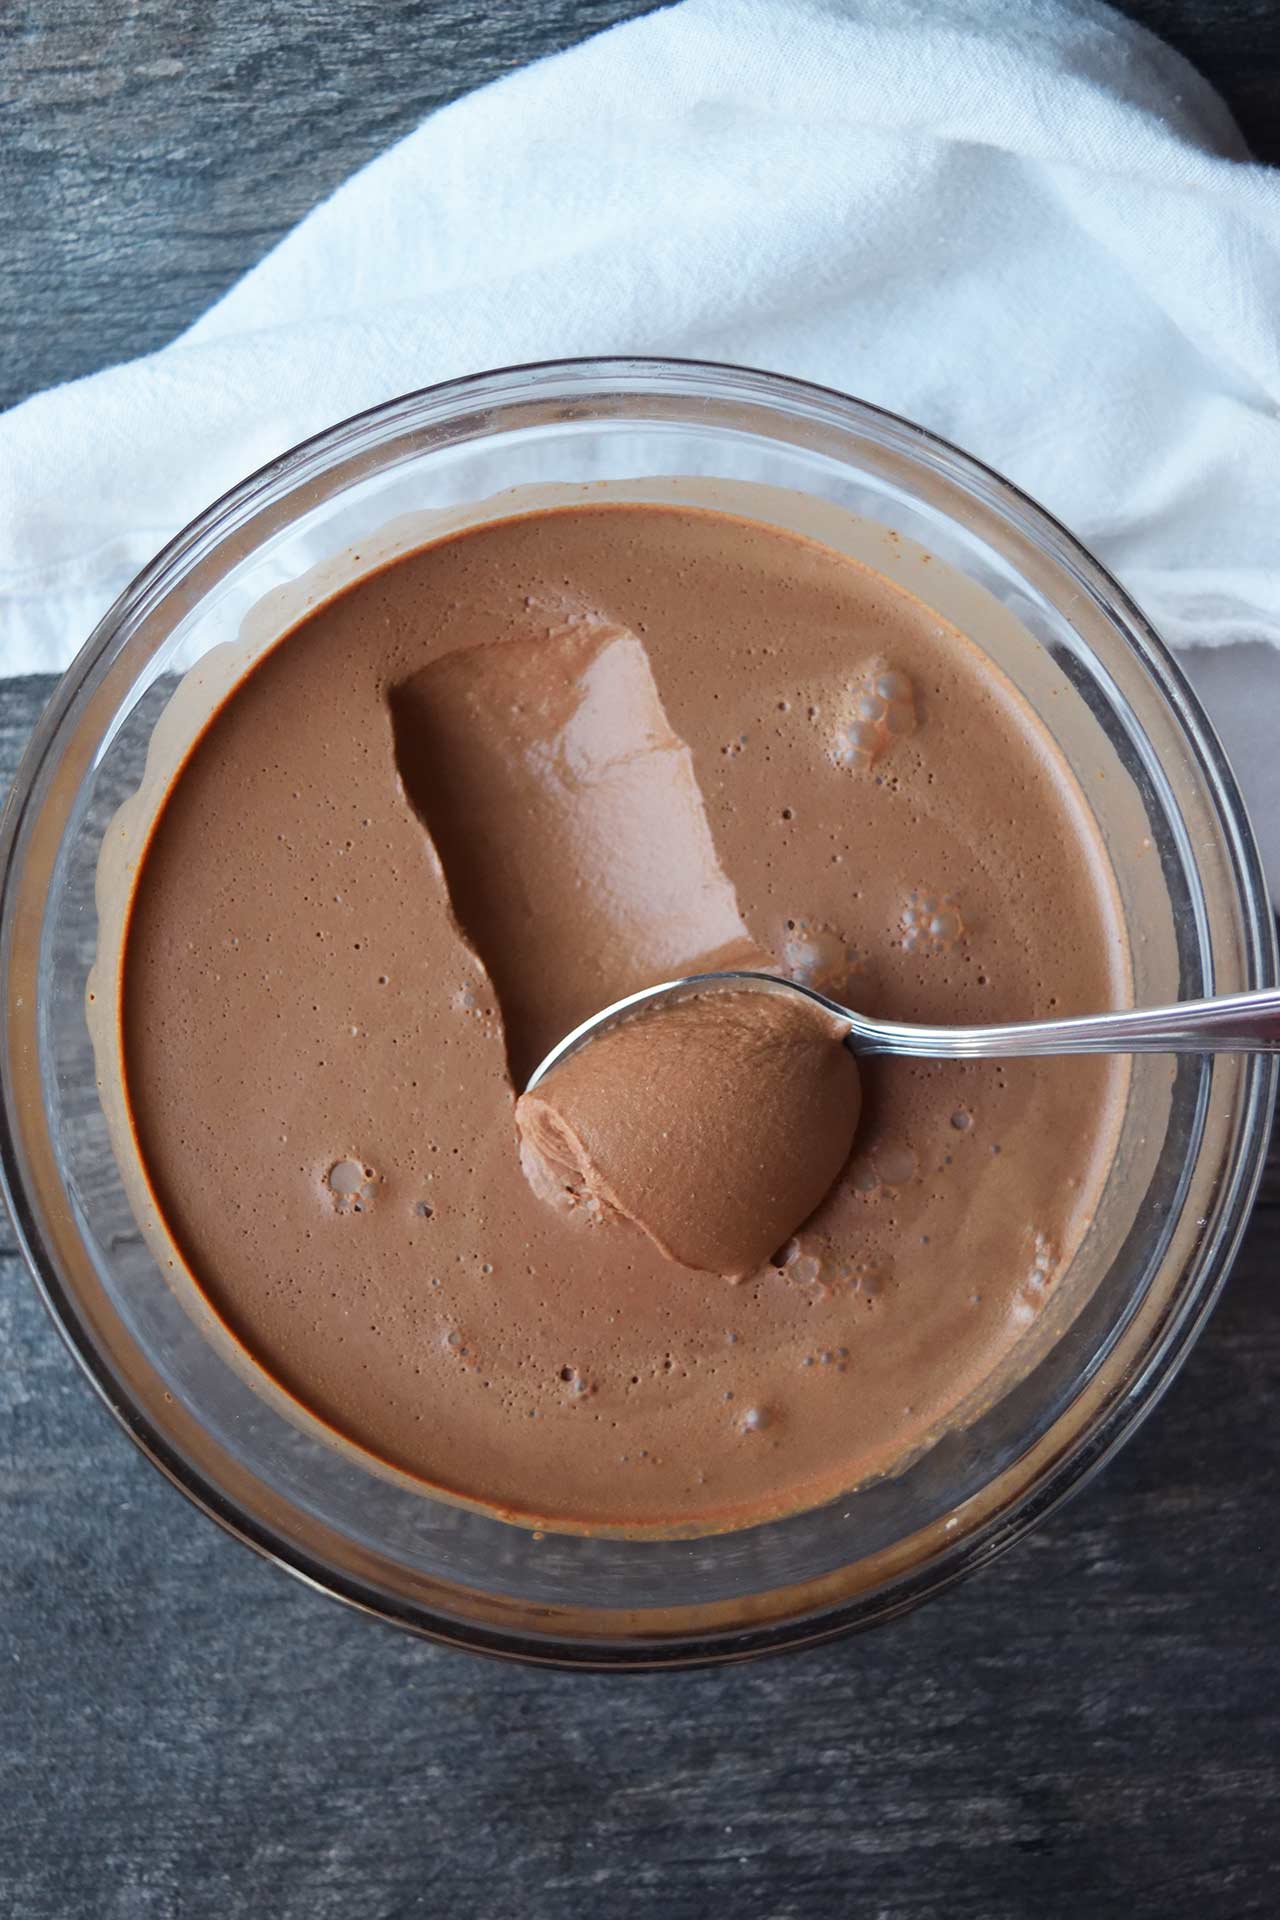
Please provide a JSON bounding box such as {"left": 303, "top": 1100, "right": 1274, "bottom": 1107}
{"left": 2, "top": 0, "right": 1277, "bottom": 885}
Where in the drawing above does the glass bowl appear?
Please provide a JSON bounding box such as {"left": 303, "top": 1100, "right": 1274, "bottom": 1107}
{"left": 1, "top": 358, "right": 1273, "bottom": 1669}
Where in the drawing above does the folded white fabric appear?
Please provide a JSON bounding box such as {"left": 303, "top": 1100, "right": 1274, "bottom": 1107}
{"left": 1, "top": 0, "right": 1277, "bottom": 876}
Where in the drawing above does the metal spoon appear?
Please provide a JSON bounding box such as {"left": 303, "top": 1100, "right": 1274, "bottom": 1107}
{"left": 525, "top": 969, "right": 1280, "bottom": 1090}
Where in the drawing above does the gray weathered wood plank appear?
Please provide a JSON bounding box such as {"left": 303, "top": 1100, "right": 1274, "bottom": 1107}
{"left": 3, "top": 0, "right": 1278, "bottom": 414}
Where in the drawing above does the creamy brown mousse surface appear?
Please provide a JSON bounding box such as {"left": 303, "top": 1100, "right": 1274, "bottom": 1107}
{"left": 517, "top": 988, "right": 862, "bottom": 1278}
{"left": 121, "top": 504, "right": 1129, "bottom": 1534}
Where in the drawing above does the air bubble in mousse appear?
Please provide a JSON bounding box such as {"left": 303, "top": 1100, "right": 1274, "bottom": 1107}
{"left": 831, "top": 661, "right": 917, "bottom": 771}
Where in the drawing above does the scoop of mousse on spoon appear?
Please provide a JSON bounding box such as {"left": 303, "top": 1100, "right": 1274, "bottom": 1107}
{"left": 516, "top": 970, "right": 1280, "bottom": 1280}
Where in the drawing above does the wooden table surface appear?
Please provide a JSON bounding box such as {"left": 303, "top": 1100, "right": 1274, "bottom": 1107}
{"left": 3, "top": 5, "right": 1278, "bottom": 1916}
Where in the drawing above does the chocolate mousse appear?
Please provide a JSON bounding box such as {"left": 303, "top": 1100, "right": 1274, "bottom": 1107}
{"left": 517, "top": 986, "right": 862, "bottom": 1277}
{"left": 389, "top": 616, "right": 757, "bottom": 1085}
{"left": 116, "top": 502, "right": 1129, "bottom": 1534}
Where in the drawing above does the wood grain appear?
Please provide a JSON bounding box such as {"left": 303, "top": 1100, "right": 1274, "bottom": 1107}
{"left": 2, "top": 1, "right": 1278, "bottom": 413}
{"left": 0, "top": 0, "right": 657, "bottom": 412}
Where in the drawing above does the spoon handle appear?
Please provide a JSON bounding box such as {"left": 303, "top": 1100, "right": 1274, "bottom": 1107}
{"left": 850, "top": 986, "right": 1280, "bottom": 1059}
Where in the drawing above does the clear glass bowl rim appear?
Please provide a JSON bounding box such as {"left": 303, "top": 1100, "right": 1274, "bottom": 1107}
{"left": 1, "top": 354, "right": 1275, "bottom": 1670}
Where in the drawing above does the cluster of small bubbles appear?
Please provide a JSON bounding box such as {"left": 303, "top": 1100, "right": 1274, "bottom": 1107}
{"left": 802, "top": 1347, "right": 851, "bottom": 1373}
{"left": 325, "top": 1159, "right": 379, "bottom": 1215}
{"left": 720, "top": 733, "right": 749, "bottom": 758}
{"left": 845, "top": 1262, "right": 882, "bottom": 1302}
{"left": 451, "top": 981, "right": 497, "bottom": 1027}
{"left": 1027, "top": 1231, "right": 1055, "bottom": 1291}
{"left": 850, "top": 1143, "right": 917, "bottom": 1196}
{"left": 549, "top": 1178, "right": 606, "bottom": 1226}
{"left": 900, "top": 890, "right": 964, "bottom": 954}
{"left": 558, "top": 1365, "right": 594, "bottom": 1398}
{"left": 763, "top": 1238, "right": 829, "bottom": 1297}
{"left": 832, "top": 664, "right": 917, "bottom": 771}
{"left": 1012, "top": 1232, "right": 1057, "bottom": 1325}
{"left": 780, "top": 920, "right": 865, "bottom": 995}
